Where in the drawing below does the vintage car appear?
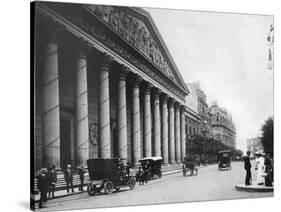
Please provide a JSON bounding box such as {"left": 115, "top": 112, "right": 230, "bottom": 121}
{"left": 136, "top": 156, "right": 163, "bottom": 183}
{"left": 182, "top": 156, "right": 198, "bottom": 176}
{"left": 218, "top": 150, "right": 231, "bottom": 170}
{"left": 86, "top": 158, "right": 135, "bottom": 195}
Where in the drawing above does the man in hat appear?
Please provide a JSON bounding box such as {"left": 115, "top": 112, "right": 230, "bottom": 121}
{"left": 264, "top": 152, "right": 273, "bottom": 186}
{"left": 64, "top": 164, "right": 74, "bottom": 193}
{"left": 77, "top": 165, "right": 85, "bottom": 191}
{"left": 244, "top": 151, "right": 252, "bottom": 186}
{"left": 48, "top": 165, "right": 57, "bottom": 198}
{"left": 37, "top": 168, "right": 50, "bottom": 208}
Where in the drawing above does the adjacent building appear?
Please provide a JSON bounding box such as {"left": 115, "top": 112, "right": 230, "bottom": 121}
{"left": 34, "top": 2, "right": 189, "bottom": 171}
{"left": 185, "top": 82, "right": 200, "bottom": 139}
{"left": 210, "top": 102, "right": 236, "bottom": 148}
{"left": 247, "top": 137, "right": 263, "bottom": 154}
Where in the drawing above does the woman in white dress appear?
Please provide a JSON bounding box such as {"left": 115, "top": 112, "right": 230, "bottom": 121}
{"left": 255, "top": 152, "right": 265, "bottom": 185}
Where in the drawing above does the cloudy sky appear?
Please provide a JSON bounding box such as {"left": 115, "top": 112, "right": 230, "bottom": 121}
{"left": 145, "top": 8, "right": 273, "bottom": 151}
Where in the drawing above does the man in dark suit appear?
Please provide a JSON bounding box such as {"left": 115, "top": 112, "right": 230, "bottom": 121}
{"left": 244, "top": 151, "right": 252, "bottom": 186}
{"left": 64, "top": 164, "right": 74, "bottom": 193}
{"left": 37, "top": 168, "right": 50, "bottom": 208}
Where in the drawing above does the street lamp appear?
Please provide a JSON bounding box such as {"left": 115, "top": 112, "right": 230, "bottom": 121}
{"left": 267, "top": 25, "right": 274, "bottom": 70}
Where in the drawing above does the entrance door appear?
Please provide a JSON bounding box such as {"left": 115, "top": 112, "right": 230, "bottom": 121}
{"left": 60, "top": 119, "right": 71, "bottom": 169}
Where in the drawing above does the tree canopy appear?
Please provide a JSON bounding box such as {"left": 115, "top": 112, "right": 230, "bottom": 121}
{"left": 260, "top": 116, "right": 274, "bottom": 154}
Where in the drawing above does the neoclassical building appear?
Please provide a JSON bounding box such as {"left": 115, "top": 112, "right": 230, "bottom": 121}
{"left": 33, "top": 2, "right": 188, "bottom": 170}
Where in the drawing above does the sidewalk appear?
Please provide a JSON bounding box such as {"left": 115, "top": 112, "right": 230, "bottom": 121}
{"left": 235, "top": 183, "right": 274, "bottom": 192}
{"left": 32, "top": 164, "right": 207, "bottom": 203}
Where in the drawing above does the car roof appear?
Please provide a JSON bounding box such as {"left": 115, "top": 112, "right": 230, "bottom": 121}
{"left": 139, "top": 156, "right": 163, "bottom": 161}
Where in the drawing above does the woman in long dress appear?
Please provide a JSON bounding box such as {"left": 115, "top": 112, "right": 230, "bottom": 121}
{"left": 255, "top": 152, "right": 265, "bottom": 185}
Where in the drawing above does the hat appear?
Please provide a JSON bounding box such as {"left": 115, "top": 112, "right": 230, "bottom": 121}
{"left": 40, "top": 168, "right": 48, "bottom": 173}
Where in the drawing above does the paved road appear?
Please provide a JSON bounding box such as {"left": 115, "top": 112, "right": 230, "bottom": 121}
{"left": 39, "top": 161, "right": 273, "bottom": 211}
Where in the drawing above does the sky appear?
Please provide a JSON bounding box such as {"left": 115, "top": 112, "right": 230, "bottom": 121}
{"left": 145, "top": 8, "right": 273, "bottom": 152}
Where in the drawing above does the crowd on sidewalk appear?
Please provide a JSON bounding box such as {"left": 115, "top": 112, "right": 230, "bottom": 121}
{"left": 36, "top": 163, "right": 85, "bottom": 209}
{"left": 244, "top": 150, "right": 273, "bottom": 187}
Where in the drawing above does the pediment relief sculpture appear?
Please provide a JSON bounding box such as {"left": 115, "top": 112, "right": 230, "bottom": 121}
{"left": 88, "top": 5, "right": 176, "bottom": 82}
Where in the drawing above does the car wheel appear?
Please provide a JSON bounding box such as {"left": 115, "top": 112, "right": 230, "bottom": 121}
{"left": 104, "top": 181, "right": 114, "bottom": 195}
{"left": 87, "top": 183, "right": 97, "bottom": 196}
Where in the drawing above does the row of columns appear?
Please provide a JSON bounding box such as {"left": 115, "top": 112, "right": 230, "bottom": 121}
{"left": 41, "top": 33, "right": 186, "bottom": 168}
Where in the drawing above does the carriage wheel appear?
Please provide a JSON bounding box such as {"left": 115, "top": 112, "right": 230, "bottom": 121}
{"left": 129, "top": 177, "right": 136, "bottom": 190}
{"left": 104, "top": 181, "right": 114, "bottom": 195}
{"left": 87, "top": 184, "right": 97, "bottom": 196}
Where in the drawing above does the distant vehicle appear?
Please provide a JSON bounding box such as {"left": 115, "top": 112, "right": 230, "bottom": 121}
{"left": 136, "top": 156, "right": 162, "bottom": 183}
{"left": 86, "top": 158, "right": 135, "bottom": 195}
{"left": 218, "top": 150, "right": 231, "bottom": 170}
{"left": 182, "top": 156, "right": 198, "bottom": 176}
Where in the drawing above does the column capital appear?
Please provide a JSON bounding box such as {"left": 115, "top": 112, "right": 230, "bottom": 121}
{"left": 132, "top": 75, "right": 143, "bottom": 88}
{"left": 180, "top": 105, "right": 186, "bottom": 112}
{"left": 75, "top": 39, "right": 92, "bottom": 59}
{"left": 152, "top": 88, "right": 161, "bottom": 98}
{"left": 101, "top": 53, "right": 114, "bottom": 72}
{"left": 168, "top": 98, "right": 175, "bottom": 108}
{"left": 143, "top": 81, "right": 153, "bottom": 94}
{"left": 174, "top": 102, "right": 181, "bottom": 110}
{"left": 161, "top": 93, "right": 169, "bottom": 103}
{"left": 120, "top": 65, "right": 130, "bottom": 80}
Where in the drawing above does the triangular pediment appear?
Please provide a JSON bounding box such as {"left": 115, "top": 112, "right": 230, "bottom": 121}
{"left": 87, "top": 4, "right": 187, "bottom": 93}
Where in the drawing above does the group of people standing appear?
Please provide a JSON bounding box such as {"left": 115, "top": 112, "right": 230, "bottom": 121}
{"left": 36, "top": 163, "right": 86, "bottom": 209}
{"left": 244, "top": 150, "right": 273, "bottom": 187}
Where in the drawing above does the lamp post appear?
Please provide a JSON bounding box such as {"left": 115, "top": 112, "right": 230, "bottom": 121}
{"left": 267, "top": 25, "right": 274, "bottom": 70}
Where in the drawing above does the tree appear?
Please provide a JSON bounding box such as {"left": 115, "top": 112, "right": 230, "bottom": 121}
{"left": 260, "top": 116, "right": 274, "bottom": 154}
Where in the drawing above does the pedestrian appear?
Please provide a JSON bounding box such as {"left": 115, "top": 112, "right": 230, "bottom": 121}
{"left": 125, "top": 162, "right": 131, "bottom": 176}
{"left": 64, "top": 163, "right": 74, "bottom": 193}
{"left": 255, "top": 151, "right": 265, "bottom": 185}
{"left": 77, "top": 165, "right": 85, "bottom": 191}
{"left": 37, "top": 168, "right": 50, "bottom": 208}
{"left": 244, "top": 151, "right": 252, "bottom": 186}
{"left": 48, "top": 165, "right": 57, "bottom": 198}
{"left": 264, "top": 152, "right": 273, "bottom": 187}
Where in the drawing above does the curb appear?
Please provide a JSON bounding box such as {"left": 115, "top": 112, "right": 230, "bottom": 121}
{"left": 235, "top": 184, "right": 274, "bottom": 192}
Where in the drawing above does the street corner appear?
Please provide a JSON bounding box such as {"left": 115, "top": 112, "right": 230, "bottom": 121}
{"left": 235, "top": 183, "right": 274, "bottom": 192}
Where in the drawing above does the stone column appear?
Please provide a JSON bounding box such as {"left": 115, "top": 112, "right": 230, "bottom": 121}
{"left": 118, "top": 66, "right": 129, "bottom": 159}
{"left": 143, "top": 82, "right": 152, "bottom": 157}
{"left": 180, "top": 106, "right": 186, "bottom": 161}
{"left": 74, "top": 45, "right": 89, "bottom": 166}
{"left": 161, "top": 94, "right": 169, "bottom": 165}
{"left": 42, "top": 33, "right": 60, "bottom": 168}
{"left": 153, "top": 89, "right": 161, "bottom": 157}
{"left": 99, "top": 54, "right": 114, "bottom": 158}
{"left": 132, "top": 76, "right": 142, "bottom": 166}
{"left": 168, "top": 99, "right": 175, "bottom": 164}
{"left": 175, "top": 103, "right": 181, "bottom": 163}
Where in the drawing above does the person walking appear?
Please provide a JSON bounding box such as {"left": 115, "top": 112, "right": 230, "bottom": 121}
{"left": 264, "top": 152, "right": 273, "bottom": 187}
{"left": 244, "top": 151, "right": 252, "bottom": 186}
{"left": 77, "top": 165, "right": 85, "bottom": 191}
{"left": 48, "top": 165, "right": 57, "bottom": 198}
{"left": 64, "top": 164, "right": 74, "bottom": 193}
{"left": 37, "top": 168, "right": 50, "bottom": 208}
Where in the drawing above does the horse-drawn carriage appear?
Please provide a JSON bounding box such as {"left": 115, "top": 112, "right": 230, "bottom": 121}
{"left": 136, "top": 156, "right": 162, "bottom": 184}
{"left": 182, "top": 156, "right": 198, "bottom": 176}
{"left": 86, "top": 158, "right": 135, "bottom": 195}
